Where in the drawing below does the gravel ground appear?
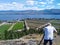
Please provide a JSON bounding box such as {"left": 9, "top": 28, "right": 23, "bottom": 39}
{"left": 38, "top": 35, "right": 60, "bottom": 45}
{"left": 54, "top": 35, "right": 60, "bottom": 45}
{"left": 0, "top": 35, "right": 60, "bottom": 45}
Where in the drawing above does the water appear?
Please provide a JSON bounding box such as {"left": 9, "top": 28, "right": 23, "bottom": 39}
{"left": 0, "top": 15, "right": 60, "bottom": 21}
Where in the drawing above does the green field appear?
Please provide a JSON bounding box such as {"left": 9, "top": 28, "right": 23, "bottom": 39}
{"left": 50, "top": 20, "right": 60, "bottom": 35}
{"left": 0, "top": 21, "right": 24, "bottom": 40}
{"left": 12, "top": 22, "right": 24, "bottom": 30}
{"left": 0, "top": 24, "right": 12, "bottom": 39}
{"left": 50, "top": 20, "right": 60, "bottom": 29}
{"left": 0, "top": 20, "right": 60, "bottom": 40}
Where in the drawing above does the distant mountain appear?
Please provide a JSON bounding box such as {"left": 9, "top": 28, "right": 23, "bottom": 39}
{"left": 0, "top": 9, "right": 60, "bottom": 15}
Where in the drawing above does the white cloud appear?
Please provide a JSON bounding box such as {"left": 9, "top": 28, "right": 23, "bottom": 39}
{"left": 26, "top": 0, "right": 37, "bottom": 6}
{"left": 0, "top": 2, "right": 45, "bottom": 10}
{"left": 0, "top": 5, "right": 4, "bottom": 10}
{"left": 46, "top": 5, "right": 55, "bottom": 9}
{"left": 51, "top": 0, "right": 54, "bottom": 1}
{"left": 57, "top": 3, "right": 60, "bottom": 6}
{"left": 24, "top": 6, "right": 45, "bottom": 10}
{"left": 0, "top": 1, "right": 55, "bottom": 10}
{"left": 47, "top": 0, "right": 54, "bottom": 2}
{"left": 0, "top": 2, "right": 25, "bottom": 10}
{"left": 26, "top": 0, "right": 34, "bottom": 6}
{"left": 46, "top": 0, "right": 54, "bottom": 4}
{"left": 39, "top": 2, "right": 46, "bottom": 5}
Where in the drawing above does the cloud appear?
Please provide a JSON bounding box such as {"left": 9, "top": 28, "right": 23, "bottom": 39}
{"left": 46, "top": 5, "right": 55, "bottom": 9}
{"left": 26, "top": 0, "right": 37, "bottom": 6}
{"left": 57, "top": 3, "right": 60, "bottom": 6}
{"left": 46, "top": 0, "right": 54, "bottom": 4}
{"left": 47, "top": 0, "right": 54, "bottom": 2}
{"left": 0, "top": 2, "right": 25, "bottom": 10}
{"left": 0, "top": 0, "right": 56, "bottom": 10}
{"left": 24, "top": 6, "right": 45, "bottom": 10}
{"left": 0, "top": 2, "right": 44, "bottom": 10}
{"left": 39, "top": 2, "right": 46, "bottom": 5}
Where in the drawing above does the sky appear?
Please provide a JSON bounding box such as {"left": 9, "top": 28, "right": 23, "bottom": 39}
{"left": 0, "top": 0, "right": 60, "bottom": 10}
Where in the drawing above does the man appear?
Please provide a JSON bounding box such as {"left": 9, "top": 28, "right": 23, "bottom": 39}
{"left": 43, "top": 23, "right": 57, "bottom": 45}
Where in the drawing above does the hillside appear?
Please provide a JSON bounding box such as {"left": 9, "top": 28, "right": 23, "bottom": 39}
{"left": 0, "top": 9, "right": 60, "bottom": 15}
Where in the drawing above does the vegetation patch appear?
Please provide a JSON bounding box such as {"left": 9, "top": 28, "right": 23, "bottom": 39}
{"left": 12, "top": 22, "right": 24, "bottom": 30}
{"left": 51, "top": 21, "right": 60, "bottom": 35}
{"left": 0, "top": 24, "right": 12, "bottom": 40}
{"left": 0, "top": 20, "right": 60, "bottom": 40}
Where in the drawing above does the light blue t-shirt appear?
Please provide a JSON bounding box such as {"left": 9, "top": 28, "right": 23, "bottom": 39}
{"left": 43, "top": 25, "right": 57, "bottom": 40}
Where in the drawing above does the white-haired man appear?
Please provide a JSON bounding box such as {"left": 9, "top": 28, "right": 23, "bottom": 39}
{"left": 43, "top": 23, "right": 57, "bottom": 45}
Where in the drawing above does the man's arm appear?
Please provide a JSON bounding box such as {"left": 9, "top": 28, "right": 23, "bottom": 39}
{"left": 54, "top": 27, "right": 57, "bottom": 33}
{"left": 53, "top": 27, "right": 57, "bottom": 37}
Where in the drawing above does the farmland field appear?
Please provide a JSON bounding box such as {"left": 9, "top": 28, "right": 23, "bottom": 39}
{"left": 26, "top": 20, "right": 50, "bottom": 29}
{"left": 0, "top": 21, "right": 24, "bottom": 40}
{"left": 0, "top": 24, "right": 12, "bottom": 39}
{"left": 0, "top": 20, "right": 60, "bottom": 40}
{"left": 26, "top": 20, "right": 60, "bottom": 30}
{"left": 12, "top": 22, "right": 24, "bottom": 30}
{"left": 50, "top": 20, "right": 60, "bottom": 30}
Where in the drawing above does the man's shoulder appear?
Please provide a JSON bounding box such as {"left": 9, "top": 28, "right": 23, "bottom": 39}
{"left": 44, "top": 26, "right": 55, "bottom": 29}
{"left": 43, "top": 27, "right": 47, "bottom": 31}
{"left": 48, "top": 25, "right": 55, "bottom": 28}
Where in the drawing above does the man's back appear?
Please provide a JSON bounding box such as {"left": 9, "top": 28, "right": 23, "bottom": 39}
{"left": 44, "top": 25, "right": 56, "bottom": 40}
{"left": 43, "top": 23, "right": 57, "bottom": 45}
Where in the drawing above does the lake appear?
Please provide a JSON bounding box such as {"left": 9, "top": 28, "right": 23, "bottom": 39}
{"left": 0, "top": 15, "right": 60, "bottom": 21}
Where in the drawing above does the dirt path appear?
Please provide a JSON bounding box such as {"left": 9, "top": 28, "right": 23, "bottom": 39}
{"left": 8, "top": 23, "right": 16, "bottom": 31}
{"left": 0, "top": 22, "right": 6, "bottom": 26}
{"left": 38, "top": 35, "right": 60, "bottom": 45}
{"left": 54, "top": 35, "right": 60, "bottom": 45}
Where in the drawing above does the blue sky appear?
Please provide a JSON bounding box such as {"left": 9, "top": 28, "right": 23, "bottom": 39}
{"left": 0, "top": 0, "right": 60, "bottom": 10}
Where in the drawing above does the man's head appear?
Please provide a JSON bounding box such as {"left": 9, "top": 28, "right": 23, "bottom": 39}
{"left": 45, "top": 23, "right": 52, "bottom": 27}
{"left": 47, "top": 23, "right": 51, "bottom": 26}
